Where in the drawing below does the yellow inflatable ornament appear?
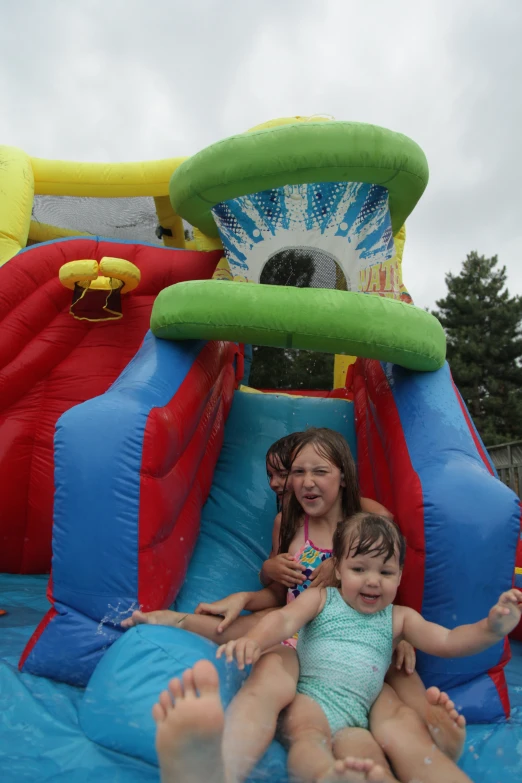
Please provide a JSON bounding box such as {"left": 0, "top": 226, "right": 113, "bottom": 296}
{"left": 58, "top": 257, "right": 141, "bottom": 321}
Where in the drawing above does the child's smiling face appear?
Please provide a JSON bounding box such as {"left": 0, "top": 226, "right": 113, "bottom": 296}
{"left": 335, "top": 538, "right": 402, "bottom": 614}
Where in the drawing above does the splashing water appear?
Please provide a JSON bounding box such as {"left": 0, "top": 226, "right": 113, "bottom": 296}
{"left": 96, "top": 600, "right": 142, "bottom": 635}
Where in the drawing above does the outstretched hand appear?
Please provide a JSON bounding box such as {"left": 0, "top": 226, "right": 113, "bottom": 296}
{"left": 488, "top": 589, "right": 522, "bottom": 637}
{"left": 216, "top": 637, "right": 262, "bottom": 670}
{"left": 195, "top": 593, "right": 247, "bottom": 634}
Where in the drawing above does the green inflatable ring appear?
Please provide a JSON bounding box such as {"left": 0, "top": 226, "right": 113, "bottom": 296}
{"left": 169, "top": 121, "right": 429, "bottom": 238}
{"left": 151, "top": 281, "right": 445, "bottom": 372}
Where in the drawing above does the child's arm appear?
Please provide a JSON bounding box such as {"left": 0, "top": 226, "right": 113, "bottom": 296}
{"left": 196, "top": 584, "right": 286, "bottom": 634}
{"left": 217, "top": 586, "right": 325, "bottom": 669}
{"left": 259, "top": 512, "right": 306, "bottom": 588}
{"left": 361, "top": 496, "right": 393, "bottom": 519}
{"left": 395, "top": 589, "right": 522, "bottom": 658}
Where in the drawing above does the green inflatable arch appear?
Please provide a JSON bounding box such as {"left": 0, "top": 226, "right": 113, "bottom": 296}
{"left": 169, "top": 121, "right": 429, "bottom": 237}
{"left": 151, "top": 281, "right": 446, "bottom": 372}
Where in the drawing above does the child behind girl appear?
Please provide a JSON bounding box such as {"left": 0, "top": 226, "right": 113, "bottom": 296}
{"left": 219, "top": 512, "right": 522, "bottom": 783}
{"left": 262, "top": 432, "right": 308, "bottom": 588}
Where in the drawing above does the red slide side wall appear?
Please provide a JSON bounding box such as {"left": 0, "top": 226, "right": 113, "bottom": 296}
{"left": 138, "top": 341, "right": 238, "bottom": 610}
{"left": 353, "top": 359, "right": 425, "bottom": 614}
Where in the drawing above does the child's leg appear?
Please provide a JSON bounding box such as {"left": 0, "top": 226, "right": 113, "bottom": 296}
{"left": 180, "top": 608, "right": 275, "bottom": 643}
{"left": 333, "top": 728, "right": 399, "bottom": 782}
{"left": 284, "top": 694, "right": 392, "bottom": 783}
{"left": 222, "top": 644, "right": 299, "bottom": 783}
{"left": 123, "top": 608, "right": 274, "bottom": 644}
{"left": 152, "top": 659, "right": 225, "bottom": 783}
{"left": 385, "top": 667, "right": 466, "bottom": 761}
{"left": 283, "top": 693, "right": 336, "bottom": 782}
{"left": 370, "top": 684, "right": 473, "bottom": 783}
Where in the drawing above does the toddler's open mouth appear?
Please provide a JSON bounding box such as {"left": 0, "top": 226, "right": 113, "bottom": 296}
{"left": 360, "top": 593, "right": 380, "bottom": 604}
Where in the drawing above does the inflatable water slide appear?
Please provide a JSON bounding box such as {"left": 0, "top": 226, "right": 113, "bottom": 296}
{"left": 0, "top": 117, "right": 521, "bottom": 782}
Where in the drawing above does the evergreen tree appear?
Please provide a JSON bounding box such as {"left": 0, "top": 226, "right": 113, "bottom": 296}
{"left": 433, "top": 252, "right": 522, "bottom": 445}
{"left": 249, "top": 248, "right": 335, "bottom": 390}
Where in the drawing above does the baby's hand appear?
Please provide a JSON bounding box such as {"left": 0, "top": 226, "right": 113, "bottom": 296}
{"left": 216, "top": 637, "right": 262, "bottom": 670}
{"left": 309, "top": 557, "right": 336, "bottom": 589}
{"left": 488, "top": 589, "right": 522, "bottom": 637}
{"left": 393, "top": 640, "right": 416, "bottom": 674}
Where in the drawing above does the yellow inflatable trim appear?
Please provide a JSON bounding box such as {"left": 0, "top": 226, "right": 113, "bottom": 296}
{"left": 238, "top": 384, "right": 305, "bottom": 399}
{"left": 0, "top": 146, "right": 34, "bottom": 265}
{"left": 59, "top": 257, "right": 141, "bottom": 292}
{"left": 31, "top": 156, "right": 188, "bottom": 198}
{"left": 238, "top": 385, "right": 352, "bottom": 405}
{"left": 29, "top": 221, "right": 91, "bottom": 243}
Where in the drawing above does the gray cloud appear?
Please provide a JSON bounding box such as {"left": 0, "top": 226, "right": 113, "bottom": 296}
{"left": 1, "top": 0, "right": 520, "bottom": 308}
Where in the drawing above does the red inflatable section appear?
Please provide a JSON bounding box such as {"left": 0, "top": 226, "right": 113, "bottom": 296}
{"left": 138, "top": 340, "right": 239, "bottom": 610}
{"left": 0, "top": 238, "right": 221, "bottom": 574}
{"left": 352, "top": 358, "right": 425, "bottom": 614}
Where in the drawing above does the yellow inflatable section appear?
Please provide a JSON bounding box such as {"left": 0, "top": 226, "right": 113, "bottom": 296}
{"left": 0, "top": 146, "right": 190, "bottom": 266}
{"left": 0, "top": 148, "right": 34, "bottom": 266}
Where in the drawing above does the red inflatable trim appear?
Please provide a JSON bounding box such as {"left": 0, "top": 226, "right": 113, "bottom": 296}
{"left": 451, "top": 377, "right": 494, "bottom": 476}
{"left": 353, "top": 359, "right": 425, "bottom": 614}
{"left": 137, "top": 341, "right": 238, "bottom": 609}
{"left": 18, "top": 606, "right": 58, "bottom": 671}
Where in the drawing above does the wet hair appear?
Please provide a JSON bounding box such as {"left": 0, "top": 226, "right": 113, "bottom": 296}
{"left": 266, "top": 432, "right": 302, "bottom": 474}
{"left": 278, "top": 428, "right": 361, "bottom": 554}
{"left": 333, "top": 512, "right": 406, "bottom": 568}
{"left": 266, "top": 433, "right": 302, "bottom": 512}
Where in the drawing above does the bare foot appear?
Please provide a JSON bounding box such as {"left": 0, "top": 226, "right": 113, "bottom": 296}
{"left": 153, "top": 659, "right": 225, "bottom": 783}
{"left": 318, "top": 756, "right": 390, "bottom": 782}
{"left": 425, "top": 686, "right": 466, "bottom": 761}
{"left": 121, "top": 609, "right": 188, "bottom": 629}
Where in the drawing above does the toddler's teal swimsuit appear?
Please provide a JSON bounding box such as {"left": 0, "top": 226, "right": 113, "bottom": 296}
{"left": 296, "top": 587, "right": 393, "bottom": 734}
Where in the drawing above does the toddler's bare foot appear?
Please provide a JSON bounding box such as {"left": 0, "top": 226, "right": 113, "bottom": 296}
{"left": 318, "top": 756, "right": 389, "bottom": 782}
{"left": 425, "top": 686, "right": 466, "bottom": 761}
{"left": 153, "top": 659, "right": 225, "bottom": 783}
{"left": 121, "top": 609, "right": 188, "bottom": 629}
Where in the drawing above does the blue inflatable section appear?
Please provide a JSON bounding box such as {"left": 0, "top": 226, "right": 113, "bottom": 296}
{"left": 21, "top": 333, "right": 207, "bottom": 686}
{"left": 385, "top": 363, "right": 520, "bottom": 722}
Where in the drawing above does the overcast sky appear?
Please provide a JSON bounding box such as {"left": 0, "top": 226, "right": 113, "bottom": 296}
{"left": 1, "top": 0, "right": 521, "bottom": 310}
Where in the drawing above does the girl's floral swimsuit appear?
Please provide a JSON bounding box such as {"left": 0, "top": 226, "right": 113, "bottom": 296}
{"left": 283, "top": 515, "right": 332, "bottom": 649}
